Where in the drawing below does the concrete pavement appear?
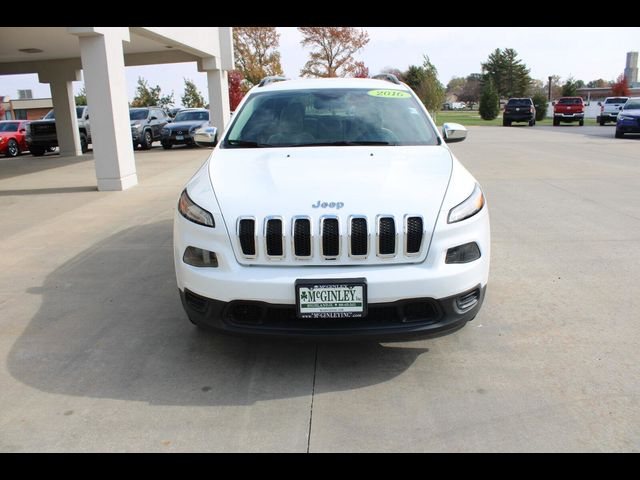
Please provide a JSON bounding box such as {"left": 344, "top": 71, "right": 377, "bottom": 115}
{"left": 0, "top": 128, "right": 639, "bottom": 452}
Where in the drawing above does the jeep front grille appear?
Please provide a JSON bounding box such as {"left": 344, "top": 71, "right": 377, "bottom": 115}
{"left": 236, "top": 214, "right": 426, "bottom": 262}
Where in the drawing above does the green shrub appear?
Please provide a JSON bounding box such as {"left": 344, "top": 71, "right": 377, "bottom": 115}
{"left": 479, "top": 77, "right": 499, "bottom": 120}
{"left": 532, "top": 92, "right": 548, "bottom": 121}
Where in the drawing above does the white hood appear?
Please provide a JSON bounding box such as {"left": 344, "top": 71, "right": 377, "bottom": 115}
{"left": 209, "top": 145, "right": 453, "bottom": 265}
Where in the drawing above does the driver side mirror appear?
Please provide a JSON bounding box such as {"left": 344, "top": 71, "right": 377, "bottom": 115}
{"left": 442, "top": 123, "right": 467, "bottom": 143}
{"left": 194, "top": 126, "right": 218, "bottom": 148}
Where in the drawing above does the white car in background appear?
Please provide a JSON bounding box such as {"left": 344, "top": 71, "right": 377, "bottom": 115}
{"left": 174, "top": 75, "right": 490, "bottom": 340}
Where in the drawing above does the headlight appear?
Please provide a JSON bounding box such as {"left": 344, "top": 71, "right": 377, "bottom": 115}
{"left": 178, "top": 189, "right": 215, "bottom": 227}
{"left": 618, "top": 115, "right": 633, "bottom": 121}
{"left": 161, "top": 128, "right": 169, "bottom": 135}
{"left": 0, "top": 137, "right": 6, "bottom": 144}
{"left": 131, "top": 123, "right": 142, "bottom": 130}
{"left": 448, "top": 184, "right": 485, "bottom": 223}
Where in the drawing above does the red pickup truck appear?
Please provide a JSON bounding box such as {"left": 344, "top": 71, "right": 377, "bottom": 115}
{"left": 553, "top": 97, "right": 585, "bottom": 126}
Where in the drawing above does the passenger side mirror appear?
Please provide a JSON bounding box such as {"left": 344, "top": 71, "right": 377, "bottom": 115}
{"left": 150, "top": 116, "right": 157, "bottom": 121}
{"left": 597, "top": 102, "right": 602, "bottom": 106}
{"left": 194, "top": 126, "right": 218, "bottom": 148}
{"left": 442, "top": 123, "right": 467, "bottom": 143}
{"left": 552, "top": 101, "right": 556, "bottom": 106}
{"left": 19, "top": 128, "right": 26, "bottom": 133}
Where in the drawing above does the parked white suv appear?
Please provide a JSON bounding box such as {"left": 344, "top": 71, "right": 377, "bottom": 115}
{"left": 597, "top": 97, "right": 629, "bottom": 126}
{"left": 173, "top": 75, "right": 490, "bottom": 340}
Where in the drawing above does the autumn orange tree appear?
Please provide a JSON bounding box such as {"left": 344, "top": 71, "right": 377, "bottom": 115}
{"left": 233, "top": 27, "right": 284, "bottom": 87}
{"left": 611, "top": 74, "right": 630, "bottom": 97}
{"left": 298, "top": 27, "right": 370, "bottom": 78}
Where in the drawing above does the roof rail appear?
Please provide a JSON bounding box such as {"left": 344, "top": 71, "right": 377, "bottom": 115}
{"left": 371, "top": 73, "right": 401, "bottom": 85}
{"left": 258, "top": 76, "right": 288, "bottom": 87}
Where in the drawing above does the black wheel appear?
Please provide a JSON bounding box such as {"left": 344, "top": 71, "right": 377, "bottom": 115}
{"left": 615, "top": 130, "right": 624, "bottom": 139}
{"left": 5, "top": 139, "right": 20, "bottom": 157}
{"left": 502, "top": 119, "right": 508, "bottom": 126}
{"left": 528, "top": 119, "right": 534, "bottom": 127}
{"left": 30, "top": 146, "right": 46, "bottom": 156}
{"left": 140, "top": 130, "right": 153, "bottom": 150}
{"left": 162, "top": 141, "right": 173, "bottom": 150}
{"left": 553, "top": 118, "right": 559, "bottom": 126}
{"left": 579, "top": 120, "right": 584, "bottom": 126}
{"left": 80, "top": 133, "right": 88, "bottom": 153}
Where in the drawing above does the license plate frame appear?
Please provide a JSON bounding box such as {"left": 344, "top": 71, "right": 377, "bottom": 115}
{"left": 176, "top": 135, "right": 184, "bottom": 140}
{"left": 295, "top": 278, "right": 367, "bottom": 319}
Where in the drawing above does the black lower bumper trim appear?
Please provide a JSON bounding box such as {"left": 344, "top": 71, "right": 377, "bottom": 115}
{"left": 179, "top": 285, "right": 486, "bottom": 341}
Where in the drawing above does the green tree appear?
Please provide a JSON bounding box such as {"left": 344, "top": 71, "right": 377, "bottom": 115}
{"left": 411, "top": 56, "right": 445, "bottom": 119}
{"left": 479, "top": 77, "right": 499, "bottom": 120}
{"left": 446, "top": 76, "right": 466, "bottom": 96}
{"left": 75, "top": 86, "right": 87, "bottom": 106}
{"left": 403, "top": 64, "right": 425, "bottom": 92}
{"left": 561, "top": 77, "right": 579, "bottom": 96}
{"left": 181, "top": 78, "right": 205, "bottom": 108}
{"left": 130, "top": 77, "right": 174, "bottom": 108}
{"left": 482, "top": 48, "right": 531, "bottom": 98}
{"left": 532, "top": 91, "right": 548, "bottom": 121}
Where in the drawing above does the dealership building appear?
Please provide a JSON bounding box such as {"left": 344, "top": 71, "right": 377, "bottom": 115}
{"left": 0, "top": 27, "right": 234, "bottom": 191}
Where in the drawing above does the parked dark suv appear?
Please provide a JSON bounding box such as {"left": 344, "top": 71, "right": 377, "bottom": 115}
{"left": 129, "top": 107, "right": 170, "bottom": 150}
{"left": 503, "top": 98, "right": 536, "bottom": 126}
{"left": 161, "top": 108, "right": 210, "bottom": 149}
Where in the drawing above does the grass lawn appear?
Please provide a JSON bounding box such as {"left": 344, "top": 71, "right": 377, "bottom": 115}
{"left": 433, "top": 110, "right": 598, "bottom": 127}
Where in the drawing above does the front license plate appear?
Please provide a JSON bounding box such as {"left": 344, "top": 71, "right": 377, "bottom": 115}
{"left": 295, "top": 278, "right": 367, "bottom": 319}
{"left": 176, "top": 135, "right": 184, "bottom": 140}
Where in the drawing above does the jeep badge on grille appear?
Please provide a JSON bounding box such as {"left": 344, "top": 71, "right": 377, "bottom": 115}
{"left": 312, "top": 200, "right": 344, "bottom": 209}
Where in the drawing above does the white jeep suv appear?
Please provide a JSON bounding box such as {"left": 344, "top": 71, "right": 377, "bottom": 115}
{"left": 173, "top": 75, "right": 490, "bottom": 340}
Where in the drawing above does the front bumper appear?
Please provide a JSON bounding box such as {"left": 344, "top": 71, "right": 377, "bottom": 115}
{"left": 162, "top": 132, "right": 195, "bottom": 145}
{"left": 173, "top": 202, "right": 490, "bottom": 339}
{"left": 616, "top": 118, "right": 640, "bottom": 133}
{"left": 180, "top": 285, "right": 486, "bottom": 341}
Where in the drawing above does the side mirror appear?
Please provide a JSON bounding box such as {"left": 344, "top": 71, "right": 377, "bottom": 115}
{"left": 166, "top": 118, "right": 172, "bottom": 123}
{"left": 552, "top": 101, "right": 556, "bottom": 106}
{"left": 619, "top": 106, "right": 623, "bottom": 111}
{"left": 442, "top": 122, "right": 467, "bottom": 143}
{"left": 194, "top": 126, "right": 218, "bottom": 148}
{"left": 150, "top": 116, "right": 157, "bottom": 121}
{"left": 597, "top": 102, "right": 602, "bottom": 106}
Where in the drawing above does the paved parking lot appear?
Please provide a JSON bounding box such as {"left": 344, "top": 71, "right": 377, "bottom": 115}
{"left": 0, "top": 128, "right": 639, "bottom": 452}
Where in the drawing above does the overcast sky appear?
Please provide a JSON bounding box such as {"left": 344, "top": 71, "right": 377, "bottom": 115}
{"left": 1, "top": 27, "right": 638, "bottom": 106}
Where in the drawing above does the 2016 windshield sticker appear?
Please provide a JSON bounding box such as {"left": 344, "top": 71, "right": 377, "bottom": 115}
{"left": 367, "top": 89, "right": 411, "bottom": 98}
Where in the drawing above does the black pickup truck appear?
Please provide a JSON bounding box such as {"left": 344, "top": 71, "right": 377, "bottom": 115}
{"left": 26, "top": 106, "right": 91, "bottom": 156}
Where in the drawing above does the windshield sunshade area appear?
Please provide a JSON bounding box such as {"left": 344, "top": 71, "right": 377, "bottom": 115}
{"left": 43, "top": 107, "right": 85, "bottom": 120}
{"left": 223, "top": 88, "right": 439, "bottom": 148}
{"left": 174, "top": 111, "right": 209, "bottom": 122}
{"left": 0, "top": 122, "right": 19, "bottom": 132}
{"left": 558, "top": 98, "right": 583, "bottom": 105}
{"left": 129, "top": 109, "right": 149, "bottom": 120}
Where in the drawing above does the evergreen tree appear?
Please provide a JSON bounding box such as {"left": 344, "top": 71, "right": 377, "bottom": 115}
{"left": 75, "top": 86, "right": 87, "bottom": 106}
{"left": 130, "top": 77, "right": 174, "bottom": 108}
{"left": 532, "top": 91, "right": 548, "bottom": 121}
{"left": 561, "top": 77, "right": 579, "bottom": 97}
{"left": 410, "top": 56, "right": 446, "bottom": 118}
{"left": 181, "top": 78, "right": 205, "bottom": 108}
{"left": 479, "top": 77, "right": 499, "bottom": 120}
{"left": 482, "top": 48, "right": 531, "bottom": 98}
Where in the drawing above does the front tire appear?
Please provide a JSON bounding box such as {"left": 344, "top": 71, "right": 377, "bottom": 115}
{"left": 615, "top": 130, "right": 624, "bottom": 139}
{"left": 162, "top": 141, "right": 173, "bottom": 150}
{"left": 579, "top": 120, "right": 584, "bottom": 126}
{"left": 553, "top": 118, "right": 559, "bottom": 126}
{"left": 140, "top": 130, "right": 153, "bottom": 150}
{"left": 80, "top": 133, "right": 88, "bottom": 153}
{"left": 5, "top": 139, "right": 20, "bottom": 157}
{"left": 30, "top": 146, "right": 46, "bottom": 156}
{"left": 528, "top": 119, "right": 535, "bottom": 127}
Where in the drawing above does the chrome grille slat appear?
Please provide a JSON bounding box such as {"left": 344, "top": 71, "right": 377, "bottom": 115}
{"left": 238, "top": 213, "right": 424, "bottom": 262}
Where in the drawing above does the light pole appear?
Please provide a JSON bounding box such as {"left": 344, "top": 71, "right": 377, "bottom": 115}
{"left": 548, "top": 76, "right": 553, "bottom": 102}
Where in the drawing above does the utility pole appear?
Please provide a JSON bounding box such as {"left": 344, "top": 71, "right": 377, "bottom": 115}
{"left": 548, "top": 76, "right": 553, "bottom": 102}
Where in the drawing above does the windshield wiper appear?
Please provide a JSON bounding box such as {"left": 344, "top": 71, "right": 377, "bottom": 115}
{"left": 292, "top": 141, "right": 392, "bottom": 147}
{"left": 226, "top": 139, "right": 273, "bottom": 148}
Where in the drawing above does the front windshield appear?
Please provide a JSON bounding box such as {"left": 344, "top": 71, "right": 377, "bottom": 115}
{"left": 558, "top": 98, "right": 582, "bottom": 105}
{"left": 174, "top": 111, "right": 209, "bottom": 122}
{"left": 223, "top": 88, "right": 439, "bottom": 148}
{"left": 0, "top": 122, "right": 19, "bottom": 132}
{"left": 129, "top": 109, "right": 149, "bottom": 120}
{"left": 623, "top": 100, "right": 640, "bottom": 110}
{"left": 43, "top": 107, "right": 85, "bottom": 120}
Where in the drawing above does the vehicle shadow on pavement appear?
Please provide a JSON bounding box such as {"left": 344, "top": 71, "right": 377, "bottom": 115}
{"left": 8, "top": 220, "right": 428, "bottom": 406}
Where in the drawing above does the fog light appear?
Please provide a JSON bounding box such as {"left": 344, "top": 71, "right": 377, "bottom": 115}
{"left": 183, "top": 247, "right": 218, "bottom": 267}
{"left": 446, "top": 242, "right": 481, "bottom": 264}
